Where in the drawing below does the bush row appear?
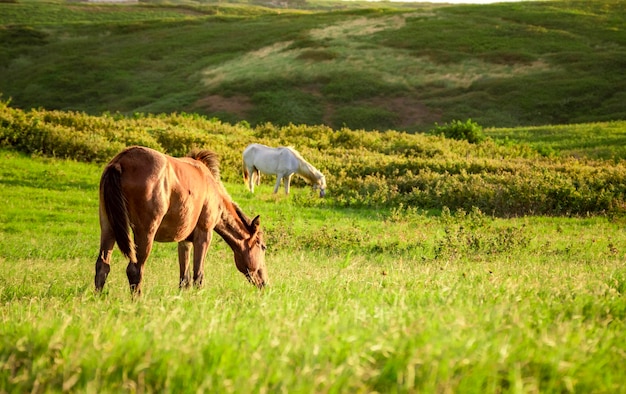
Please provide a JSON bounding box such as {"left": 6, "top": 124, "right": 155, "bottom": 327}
{"left": 2, "top": 100, "right": 625, "bottom": 216}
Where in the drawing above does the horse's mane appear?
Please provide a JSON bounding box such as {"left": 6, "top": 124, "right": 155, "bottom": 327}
{"left": 282, "top": 146, "right": 306, "bottom": 163}
{"left": 188, "top": 149, "right": 220, "bottom": 180}
{"left": 187, "top": 149, "right": 257, "bottom": 231}
{"left": 282, "top": 146, "right": 324, "bottom": 183}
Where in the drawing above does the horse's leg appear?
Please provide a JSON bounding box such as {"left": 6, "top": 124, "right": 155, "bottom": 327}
{"left": 178, "top": 241, "right": 192, "bottom": 288}
{"left": 248, "top": 167, "right": 256, "bottom": 193}
{"left": 284, "top": 174, "right": 293, "bottom": 195}
{"left": 94, "top": 225, "right": 115, "bottom": 292}
{"left": 126, "top": 231, "right": 154, "bottom": 296}
{"left": 192, "top": 231, "right": 212, "bottom": 287}
{"left": 273, "top": 174, "right": 282, "bottom": 194}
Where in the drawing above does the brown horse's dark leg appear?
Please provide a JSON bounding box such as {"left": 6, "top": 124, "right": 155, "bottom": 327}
{"left": 126, "top": 261, "right": 141, "bottom": 295}
{"left": 192, "top": 231, "right": 212, "bottom": 287}
{"left": 178, "top": 241, "right": 192, "bottom": 288}
{"left": 95, "top": 224, "right": 116, "bottom": 292}
{"left": 126, "top": 234, "right": 154, "bottom": 296}
{"left": 95, "top": 252, "right": 112, "bottom": 291}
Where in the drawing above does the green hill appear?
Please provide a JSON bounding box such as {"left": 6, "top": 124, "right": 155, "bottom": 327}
{"left": 1, "top": 0, "right": 625, "bottom": 131}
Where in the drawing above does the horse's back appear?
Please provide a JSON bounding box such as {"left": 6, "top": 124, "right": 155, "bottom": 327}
{"left": 108, "top": 146, "right": 210, "bottom": 189}
{"left": 107, "top": 146, "right": 168, "bottom": 182}
{"left": 156, "top": 157, "right": 220, "bottom": 242}
{"left": 105, "top": 146, "right": 169, "bottom": 219}
{"left": 243, "top": 143, "right": 297, "bottom": 174}
{"left": 243, "top": 143, "right": 272, "bottom": 160}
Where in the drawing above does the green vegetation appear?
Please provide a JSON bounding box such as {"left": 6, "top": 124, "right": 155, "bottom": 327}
{"left": 488, "top": 121, "right": 626, "bottom": 161}
{"left": 1, "top": 145, "right": 626, "bottom": 392}
{"left": 1, "top": 0, "right": 625, "bottom": 131}
{"left": 3, "top": 101, "right": 626, "bottom": 217}
{"left": 1, "top": 1, "right": 626, "bottom": 391}
{"left": 429, "top": 119, "right": 486, "bottom": 144}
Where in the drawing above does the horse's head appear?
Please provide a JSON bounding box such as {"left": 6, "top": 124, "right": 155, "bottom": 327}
{"left": 316, "top": 175, "right": 327, "bottom": 198}
{"left": 234, "top": 215, "right": 268, "bottom": 288}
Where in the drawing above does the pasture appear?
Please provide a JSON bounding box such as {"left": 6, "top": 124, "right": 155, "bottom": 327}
{"left": 1, "top": 0, "right": 626, "bottom": 390}
{"left": 1, "top": 147, "right": 625, "bottom": 392}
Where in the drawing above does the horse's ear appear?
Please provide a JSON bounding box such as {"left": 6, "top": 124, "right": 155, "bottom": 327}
{"left": 247, "top": 215, "right": 261, "bottom": 247}
{"left": 250, "top": 215, "right": 261, "bottom": 234}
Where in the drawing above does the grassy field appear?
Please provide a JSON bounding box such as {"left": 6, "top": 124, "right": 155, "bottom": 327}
{"left": 1, "top": 0, "right": 626, "bottom": 391}
{"left": 487, "top": 121, "right": 626, "bottom": 161}
{"left": 1, "top": 146, "right": 626, "bottom": 392}
{"left": 1, "top": 0, "right": 625, "bottom": 131}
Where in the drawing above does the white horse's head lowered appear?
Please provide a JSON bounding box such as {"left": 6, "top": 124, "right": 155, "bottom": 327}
{"left": 313, "top": 173, "right": 326, "bottom": 197}
{"left": 294, "top": 151, "right": 326, "bottom": 197}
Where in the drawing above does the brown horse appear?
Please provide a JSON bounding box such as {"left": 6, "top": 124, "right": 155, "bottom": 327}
{"left": 94, "top": 146, "right": 267, "bottom": 295}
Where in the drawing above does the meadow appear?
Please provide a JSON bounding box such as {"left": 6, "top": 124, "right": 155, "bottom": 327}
{"left": 2, "top": 150, "right": 626, "bottom": 393}
{"left": 1, "top": 102, "right": 626, "bottom": 392}
{"left": 1, "top": 0, "right": 626, "bottom": 391}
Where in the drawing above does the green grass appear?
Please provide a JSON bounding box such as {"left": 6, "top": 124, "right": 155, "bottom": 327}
{"left": 1, "top": 149, "right": 626, "bottom": 392}
{"left": 487, "top": 121, "right": 626, "bottom": 161}
{"left": 1, "top": 0, "right": 624, "bottom": 131}
{"left": 0, "top": 1, "right": 626, "bottom": 386}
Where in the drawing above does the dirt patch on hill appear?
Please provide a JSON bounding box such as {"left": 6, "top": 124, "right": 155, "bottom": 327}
{"left": 367, "top": 96, "right": 442, "bottom": 129}
{"left": 194, "top": 93, "right": 440, "bottom": 130}
{"left": 193, "top": 94, "right": 253, "bottom": 118}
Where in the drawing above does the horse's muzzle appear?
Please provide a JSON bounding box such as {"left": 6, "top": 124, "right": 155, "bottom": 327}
{"left": 246, "top": 271, "right": 267, "bottom": 289}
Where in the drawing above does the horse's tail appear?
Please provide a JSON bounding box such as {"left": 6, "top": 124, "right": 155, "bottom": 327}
{"left": 100, "top": 163, "right": 136, "bottom": 262}
{"left": 242, "top": 158, "right": 250, "bottom": 190}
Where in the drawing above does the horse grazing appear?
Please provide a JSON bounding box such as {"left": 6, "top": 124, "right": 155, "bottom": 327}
{"left": 94, "top": 146, "right": 267, "bottom": 295}
{"left": 242, "top": 143, "right": 326, "bottom": 197}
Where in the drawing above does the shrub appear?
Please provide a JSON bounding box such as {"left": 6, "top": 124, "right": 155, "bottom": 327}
{"left": 430, "top": 119, "right": 486, "bottom": 144}
{"left": 2, "top": 100, "right": 626, "bottom": 217}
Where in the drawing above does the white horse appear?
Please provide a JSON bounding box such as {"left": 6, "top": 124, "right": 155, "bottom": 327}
{"left": 242, "top": 143, "right": 326, "bottom": 197}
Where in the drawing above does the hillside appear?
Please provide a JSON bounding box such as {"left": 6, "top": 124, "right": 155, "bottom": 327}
{"left": 1, "top": 0, "right": 625, "bottom": 131}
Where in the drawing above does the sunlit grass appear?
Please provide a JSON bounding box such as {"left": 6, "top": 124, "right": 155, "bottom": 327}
{"left": 0, "top": 1, "right": 206, "bottom": 26}
{"left": 201, "top": 13, "right": 554, "bottom": 92}
{"left": 1, "top": 152, "right": 626, "bottom": 392}
{"left": 487, "top": 121, "right": 626, "bottom": 160}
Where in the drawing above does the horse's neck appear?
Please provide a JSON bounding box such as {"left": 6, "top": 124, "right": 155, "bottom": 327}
{"left": 296, "top": 159, "right": 319, "bottom": 181}
{"left": 214, "top": 203, "right": 248, "bottom": 249}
